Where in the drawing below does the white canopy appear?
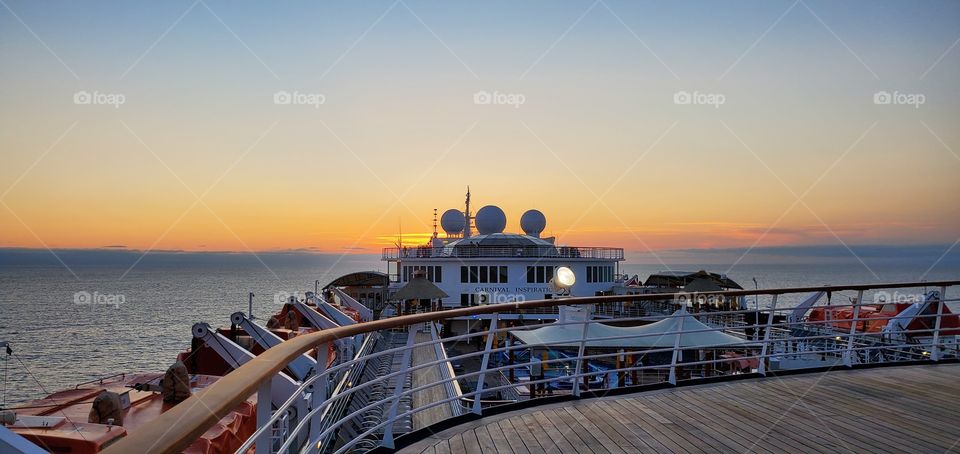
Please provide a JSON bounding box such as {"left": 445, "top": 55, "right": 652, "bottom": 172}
{"left": 510, "top": 310, "right": 754, "bottom": 349}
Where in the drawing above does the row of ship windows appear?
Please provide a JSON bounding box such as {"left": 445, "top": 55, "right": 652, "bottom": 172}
{"left": 403, "top": 264, "right": 615, "bottom": 284}
{"left": 461, "top": 265, "right": 557, "bottom": 284}
{"left": 460, "top": 266, "right": 509, "bottom": 283}
{"left": 402, "top": 265, "right": 442, "bottom": 283}
{"left": 586, "top": 265, "right": 615, "bottom": 283}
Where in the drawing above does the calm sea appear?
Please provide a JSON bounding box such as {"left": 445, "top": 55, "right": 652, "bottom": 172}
{"left": 1, "top": 252, "right": 957, "bottom": 405}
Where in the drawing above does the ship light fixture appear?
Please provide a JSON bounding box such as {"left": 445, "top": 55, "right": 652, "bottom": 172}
{"left": 550, "top": 266, "right": 576, "bottom": 296}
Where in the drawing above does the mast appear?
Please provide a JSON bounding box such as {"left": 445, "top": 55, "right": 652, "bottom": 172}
{"left": 464, "top": 186, "right": 472, "bottom": 238}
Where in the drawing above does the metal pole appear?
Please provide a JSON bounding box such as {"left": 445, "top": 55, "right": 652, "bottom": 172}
{"left": 617, "top": 349, "right": 625, "bottom": 388}
{"left": 931, "top": 286, "right": 946, "bottom": 361}
{"left": 753, "top": 277, "right": 759, "bottom": 309}
{"left": 248, "top": 292, "right": 255, "bottom": 320}
{"left": 668, "top": 310, "right": 685, "bottom": 385}
{"left": 255, "top": 380, "right": 272, "bottom": 454}
{"left": 309, "top": 342, "right": 329, "bottom": 450}
{"left": 508, "top": 339, "right": 515, "bottom": 383}
{"left": 844, "top": 290, "right": 864, "bottom": 367}
{"left": 758, "top": 295, "right": 778, "bottom": 376}
{"left": 315, "top": 342, "right": 329, "bottom": 402}
{"left": 572, "top": 316, "right": 590, "bottom": 397}
{"left": 472, "top": 314, "right": 498, "bottom": 415}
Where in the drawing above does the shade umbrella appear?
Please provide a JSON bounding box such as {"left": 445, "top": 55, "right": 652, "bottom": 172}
{"left": 390, "top": 272, "right": 448, "bottom": 314}
{"left": 391, "top": 277, "right": 448, "bottom": 301}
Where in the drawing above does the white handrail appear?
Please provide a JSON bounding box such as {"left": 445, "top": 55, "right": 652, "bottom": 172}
{"left": 103, "top": 280, "right": 960, "bottom": 454}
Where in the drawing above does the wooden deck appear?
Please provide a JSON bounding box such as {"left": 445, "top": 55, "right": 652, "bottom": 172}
{"left": 410, "top": 332, "right": 455, "bottom": 430}
{"left": 399, "top": 363, "right": 960, "bottom": 453}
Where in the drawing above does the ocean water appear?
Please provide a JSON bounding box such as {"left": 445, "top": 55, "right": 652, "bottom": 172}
{"left": 0, "top": 253, "right": 957, "bottom": 405}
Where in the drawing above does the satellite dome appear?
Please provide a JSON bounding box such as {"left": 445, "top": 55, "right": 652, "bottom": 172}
{"left": 440, "top": 209, "right": 465, "bottom": 234}
{"left": 475, "top": 205, "right": 506, "bottom": 235}
{"left": 520, "top": 209, "right": 546, "bottom": 237}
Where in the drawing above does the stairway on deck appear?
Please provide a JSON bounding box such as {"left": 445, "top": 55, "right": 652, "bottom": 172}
{"left": 410, "top": 332, "right": 455, "bottom": 430}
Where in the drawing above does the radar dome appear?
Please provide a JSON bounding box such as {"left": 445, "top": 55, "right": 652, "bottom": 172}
{"left": 520, "top": 209, "right": 547, "bottom": 237}
{"left": 475, "top": 205, "right": 507, "bottom": 235}
{"left": 440, "top": 209, "right": 465, "bottom": 234}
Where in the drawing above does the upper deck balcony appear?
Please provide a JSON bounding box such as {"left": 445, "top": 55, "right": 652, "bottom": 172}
{"left": 382, "top": 245, "right": 625, "bottom": 261}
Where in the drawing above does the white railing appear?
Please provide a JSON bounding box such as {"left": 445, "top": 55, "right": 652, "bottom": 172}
{"left": 103, "top": 280, "right": 960, "bottom": 454}
{"left": 382, "top": 245, "right": 624, "bottom": 260}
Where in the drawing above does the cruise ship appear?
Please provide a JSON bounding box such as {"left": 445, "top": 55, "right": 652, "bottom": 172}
{"left": 1, "top": 190, "right": 959, "bottom": 454}
{"left": 379, "top": 188, "right": 624, "bottom": 332}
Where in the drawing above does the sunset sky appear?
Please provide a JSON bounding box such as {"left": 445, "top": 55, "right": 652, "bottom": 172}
{"left": 1, "top": 1, "right": 958, "bottom": 257}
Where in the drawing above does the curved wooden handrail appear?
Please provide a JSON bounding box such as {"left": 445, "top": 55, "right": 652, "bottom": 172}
{"left": 104, "top": 280, "right": 959, "bottom": 453}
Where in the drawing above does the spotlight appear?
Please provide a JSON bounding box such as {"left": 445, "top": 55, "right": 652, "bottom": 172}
{"left": 549, "top": 266, "right": 576, "bottom": 296}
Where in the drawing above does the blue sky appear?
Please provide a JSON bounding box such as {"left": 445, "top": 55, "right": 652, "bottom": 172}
{"left": 2, "top": 0, "right": 959, "bottom": 256}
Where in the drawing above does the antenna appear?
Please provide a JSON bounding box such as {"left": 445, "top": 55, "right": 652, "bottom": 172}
{"left": 464, "top": 186, "right": 472, "bottom": 238}
{"left": 432, "top": 208, "right": 438, "bottom": 238}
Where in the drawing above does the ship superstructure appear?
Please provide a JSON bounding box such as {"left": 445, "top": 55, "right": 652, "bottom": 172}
{"left": 382, "top": 188, "right": 624, "bottom": 315}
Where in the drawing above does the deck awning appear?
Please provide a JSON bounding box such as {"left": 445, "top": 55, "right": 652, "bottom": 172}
{"left": 510, "top": 310, "right": 754, "bottom": 349}
{"left": 683, "top": 278, "right": 724, "bottom": 293}
{"left": 391, "top": 276, "right": 449, "bottom": 301}
{"left": 644, "top": 270, "right": 743, "bottom": 290}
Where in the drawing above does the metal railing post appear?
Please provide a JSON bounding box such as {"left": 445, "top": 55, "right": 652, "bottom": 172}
{"left": 572, "top": 316, "right": 590, "bottom": 397}
{"left": 309, "top": 342, "right": 329, "bottom": 444}
{"left": 381, "top": 328, "right": 416, "bottom": 449}
{"left": 931, "top": 286, "right": 946, "bottom": 361}
{"left": 668, "top": 310, "right": 685, "bottom": 385}
{"left": 472, "top": 314, "right": 498, "bottom": 415}
{"left": 758, "top": 295, "right": 778, "bottom": 376}
{"left": 255, "top": 379, "right": 272, "bottom": 454}
{"left": 844, "top": 290, "right": 864, "bottom": 367}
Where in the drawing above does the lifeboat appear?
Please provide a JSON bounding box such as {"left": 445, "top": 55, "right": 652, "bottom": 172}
{"left": 3, "top": 291, "right": 362, "bottom": 453}
{"left": 6, "top": 373, "right": 256, "bottom": 454}
{"left": 808, "top": 294, "right": 960, "bottom": 336}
